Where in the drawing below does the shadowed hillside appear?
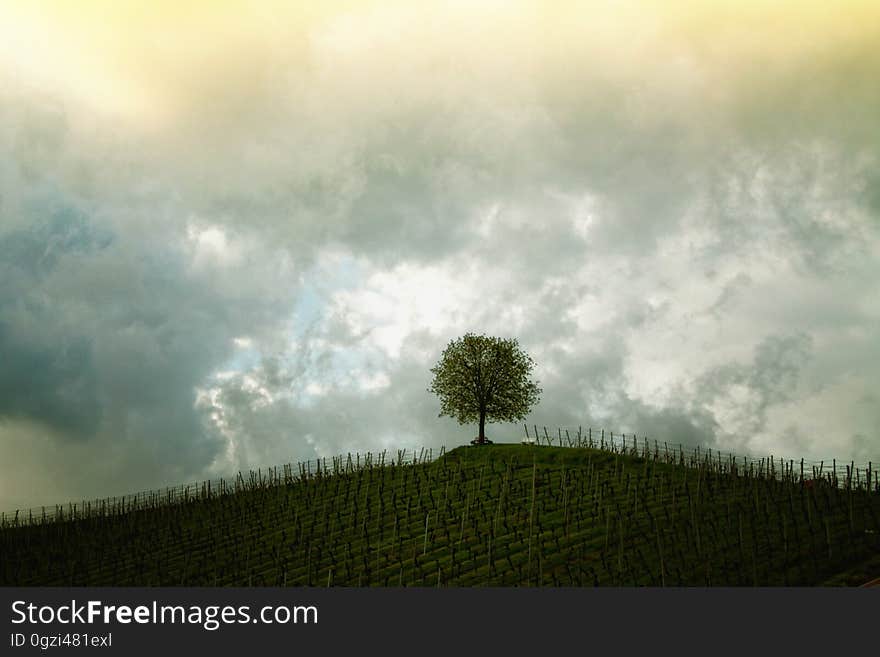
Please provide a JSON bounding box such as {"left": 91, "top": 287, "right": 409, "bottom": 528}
{"left": 2, "top": 443, "right": 879, "bottom": 586}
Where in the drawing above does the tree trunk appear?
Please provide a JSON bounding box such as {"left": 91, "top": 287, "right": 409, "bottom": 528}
{"left": 478, "top": 411, "right": 486, "bottom": 443}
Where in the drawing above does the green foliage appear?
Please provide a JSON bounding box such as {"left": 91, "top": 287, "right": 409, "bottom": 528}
{"left": 427, "top": 333, "right": 541, "bottom": 436}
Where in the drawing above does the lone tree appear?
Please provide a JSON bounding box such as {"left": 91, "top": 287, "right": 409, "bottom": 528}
{"left": 428, "top": 333, "right": 541, "bottom": 444}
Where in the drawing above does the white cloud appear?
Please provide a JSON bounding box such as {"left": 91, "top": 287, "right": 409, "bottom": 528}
{"left": 328, "top": 260, "right": 479, "bottom": 359}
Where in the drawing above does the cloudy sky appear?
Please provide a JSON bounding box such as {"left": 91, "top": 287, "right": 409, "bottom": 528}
{"left": 1, "top": 0, "right": 878, "bottom": 511}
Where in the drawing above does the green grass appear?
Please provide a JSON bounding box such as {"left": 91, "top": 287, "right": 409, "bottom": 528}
{"left": 2, "top": 442, "right": 878, "bottom": 586}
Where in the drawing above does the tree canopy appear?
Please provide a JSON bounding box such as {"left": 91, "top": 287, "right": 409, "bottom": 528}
{"left": 427, "top": 333, "right": 541, "bottom": 444}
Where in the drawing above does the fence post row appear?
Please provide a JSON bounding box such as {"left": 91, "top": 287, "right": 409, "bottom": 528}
{"left": 2, "top": 427, "right": 877, "bottom": 528}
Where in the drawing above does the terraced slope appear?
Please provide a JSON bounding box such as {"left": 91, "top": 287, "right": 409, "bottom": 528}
{"left": 2, "top": 444, "right": 878, "bottom": 586}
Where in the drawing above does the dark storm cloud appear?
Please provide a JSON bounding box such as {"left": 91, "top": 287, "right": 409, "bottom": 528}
{"left": 0, "top": 208, "right": 108, "bottom": 437}
{"left": 0, "top": 178, "right": 303, "bottom": 505}
{"left": 0, "top": 208, "right": 224, "bottom": 461}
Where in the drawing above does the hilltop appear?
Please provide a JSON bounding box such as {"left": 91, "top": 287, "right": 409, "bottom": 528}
{"left": 2, "top": 442, "right": 879, "bottom": 586}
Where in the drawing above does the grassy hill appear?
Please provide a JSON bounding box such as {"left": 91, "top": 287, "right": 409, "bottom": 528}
{"left": 2, "top": 442, "right": 879, "bottom": 586}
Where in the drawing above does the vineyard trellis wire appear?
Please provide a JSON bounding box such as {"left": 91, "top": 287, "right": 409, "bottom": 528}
{"left": 2, "top": 428, "right": 878, "bottom": 587}
{"left": 522, "top": 424, "right": 878, "bottom": 495}
{"left": 2, "top": 425, "right": 876, "bottom": 530}
{"left": 0, "top": 446, "right": 440, "bottom": 529}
